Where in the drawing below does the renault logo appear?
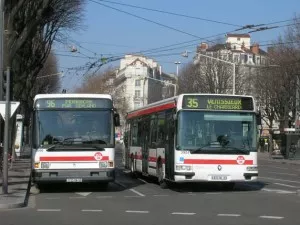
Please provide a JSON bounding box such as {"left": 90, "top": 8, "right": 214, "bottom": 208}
{"left": 217, "top": 165, "right": 222, "bottom": 171}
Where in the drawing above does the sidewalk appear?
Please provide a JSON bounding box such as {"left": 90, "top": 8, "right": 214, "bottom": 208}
{"left": 258, "top": 152, "right": 300, "bottom": 165}
{"left": 0, "top": 149, "right": 31, "bottom": 209}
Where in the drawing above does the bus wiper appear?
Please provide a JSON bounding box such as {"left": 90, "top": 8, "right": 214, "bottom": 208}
{"left": 90, "top": 145, "right": 105, "bottom": 150}
{"left": 190, "top": 144, "right": 213, "bottom": 154}
{"left": 222, "top": 146, "right": 249, "bottom": 154}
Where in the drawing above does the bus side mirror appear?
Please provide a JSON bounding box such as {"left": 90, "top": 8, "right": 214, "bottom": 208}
{"left": 256, "top": 111, "right": 262, "bottom": 126}
{"left": 114, "top": 113, "right": 120, "bottom": 126}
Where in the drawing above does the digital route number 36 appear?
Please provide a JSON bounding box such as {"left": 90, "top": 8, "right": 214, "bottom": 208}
{"left": 186, "top": 98, "right": 199, "bottom": 108}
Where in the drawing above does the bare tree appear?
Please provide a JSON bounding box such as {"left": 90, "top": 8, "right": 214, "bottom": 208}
{"left": 254, "top": 15, "right": 300, "bottom": 132}
{"left": 3, "top": 0, "right": 86, "bottom": 126}
{"left": 76, "top": 67, "right": 130, "bottom": 121}
{"left": 178, "top": 57, "right": 243, "bottom": 95}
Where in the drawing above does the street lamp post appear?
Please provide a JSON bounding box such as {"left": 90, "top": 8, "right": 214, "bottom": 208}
{"left": 195, "top": 53, "right": 236, "bottom": 95}
{"left": 184, "top": 52, "right": 236, "bottom": 95}
{"left": 36, "top": 72, "right": 64, "bottom": 79}
{"left": 174, "top": 61, "right": 181, "bottom": 76}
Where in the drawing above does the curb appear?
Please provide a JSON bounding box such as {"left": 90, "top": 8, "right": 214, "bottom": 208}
{"left": 259, "top": 158, "right": 300, "bottom": 166}
{"left": 0, "top": 171, "right": 32, "bottom": 209}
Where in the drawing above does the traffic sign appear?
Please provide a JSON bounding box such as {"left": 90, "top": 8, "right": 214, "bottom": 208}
{"left": 0, "top": 101, "right": 20, "bottom": 120}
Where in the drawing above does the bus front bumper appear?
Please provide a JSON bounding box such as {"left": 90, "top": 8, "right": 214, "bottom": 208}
{"left": 32, "top": 168, "right": 115, "bottom": 183}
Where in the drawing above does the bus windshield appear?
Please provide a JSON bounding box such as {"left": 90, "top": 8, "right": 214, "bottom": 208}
{"left": 35, "top": 110, "right": 114, "bottom": 148}
{"left": 177, "top": 111, "right": 257, "bottom": 153}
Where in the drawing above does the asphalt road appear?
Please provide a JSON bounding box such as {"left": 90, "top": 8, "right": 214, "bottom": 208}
{"left": 1, "top": 148, "right": 300, "bottom": 225}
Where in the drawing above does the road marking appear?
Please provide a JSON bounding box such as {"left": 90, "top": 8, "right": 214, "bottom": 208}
{"left": 96, "top": 196, "right": 113, "bottom": 199}
{"left": 262, "top": 188, "right": 296, "bottom": 194}
{"left": 274, "top": 183, "right": 299, "bottom": 188}
{"left": 69, "top": 197, "right": 85, "bottom": 199}
{"left": 171, "top": 212, "right": 196, "bottom": 215}
{"left": 37, "top": 209, "right": 61, "bottom": 212}
{"left": 266, "top": 172, "right": 297, "bottom": 176}
{"left": 129, "top": 188, "right": 145, "bottom": 197}
{"left": 205, "top": 193, "right": 221, "bottom": 195}
{"left": 138, "top": 178, "right": 147, "bottom": 183}
{"left": 153, "top": 194, "right": 169, "bottom": 197}
{"left": 81, "top": 209, "right": 103, "bottom": 212}
{"left": 75, "top": 192, "right": 92, "bottom": 197}
{"left": 124, "top": 195, "right": 143, "bottom": 198}
{"left": 259, "top": 176, "right": 300, "bottom": 184}
{"left": 45, "top": 197, "right": 60, "bottom": 200}
{"left": 218, "top": 214, "right": 241, "bottom": 217}
{"left": 259, "top": 216, "right": 284, "bottom": 219}
{"left": 126, "top": 210, "right": 149, "bottom": 213}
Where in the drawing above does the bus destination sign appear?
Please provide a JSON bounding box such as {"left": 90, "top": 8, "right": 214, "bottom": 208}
{"left": 182, "top": 95, "right": 253, "bottom": 110}
{"left": 35, "top": 98, "right": 112, "bottom": 109}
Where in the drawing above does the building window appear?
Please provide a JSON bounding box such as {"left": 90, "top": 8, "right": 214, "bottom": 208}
{"left": 135, "top": 90, "right": 141, "bottom": 97}
{"left": 135, "top": 79, "right": 141, "bottom": 86}
{"left": 134, "top": 101, "right": 141, "bottom": 109}
{"left": 233, "top": 55, "right": 239, "bottom": 63}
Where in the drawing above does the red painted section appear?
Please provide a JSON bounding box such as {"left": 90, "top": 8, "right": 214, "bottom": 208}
{"left": 127, "top": 102, "right": 176, "bottom": 119}
{"left": 184, "top": 159, "right": 253, "bottom": 165}
{"left": 148, "top": 156, "right": 165, "bottom": 164}
{"left": 40, "top": 156, "right": 109, "bottom": 162}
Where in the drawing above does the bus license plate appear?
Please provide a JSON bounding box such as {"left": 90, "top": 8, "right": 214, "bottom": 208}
{"left": 211, "top": 175, "right": 228, "bottom": 181}
{"left": 66, "top": 178, "right": 82, "bottom": 183}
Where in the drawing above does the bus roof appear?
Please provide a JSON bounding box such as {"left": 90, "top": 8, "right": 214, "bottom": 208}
{"left": 126, "top": 93, "right": 256, "bottom": 119}
{"left": 34, "top": 93, "right": 112, "bottom": 103}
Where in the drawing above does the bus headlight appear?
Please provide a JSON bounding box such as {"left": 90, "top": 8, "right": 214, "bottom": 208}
{"left": 176, "top": 165, "right": 192, "bottom": 171}
{"left": 41, "top": 162, "right": 50, "bottom": 169}
{"left": 246, "top": 166, "right": 258, "bottom": 171}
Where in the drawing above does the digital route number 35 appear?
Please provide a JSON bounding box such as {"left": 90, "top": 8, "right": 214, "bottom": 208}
{"left": 186, "top": 98, "right": 199, "bottom": 108}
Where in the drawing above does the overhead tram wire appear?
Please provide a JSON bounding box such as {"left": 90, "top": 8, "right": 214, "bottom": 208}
{"left": 89, "top": 0, "right": 224, "bottom": 43}
{"left": 87, "top": 1, "right": 299, "bottom": 58}
{"left": 92, "top": 0, "right": 242, "bottom": 28}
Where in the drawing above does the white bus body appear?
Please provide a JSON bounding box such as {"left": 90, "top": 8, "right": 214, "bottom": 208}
{"left": 124, "top": 94, "right": 260, "bottom": 188}
{"left": 31, "top": 94, "right": 120, "bottom": 186}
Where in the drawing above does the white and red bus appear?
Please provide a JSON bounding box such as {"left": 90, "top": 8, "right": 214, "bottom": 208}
{"left": 31, "top": 94, "right": 120, "bottom": 188}
{"left": 124, "top": 93, "right": 260, "bottom": 189}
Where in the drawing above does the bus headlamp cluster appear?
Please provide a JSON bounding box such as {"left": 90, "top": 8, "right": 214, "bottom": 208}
{"left": 176, "top": 165, "right": 192, "bottom": 171}
{"left": 246, "top": 166, "right": 258, "bottom": 171}
{"left": 41, "top": 162, "right": 50, "bottom": 169}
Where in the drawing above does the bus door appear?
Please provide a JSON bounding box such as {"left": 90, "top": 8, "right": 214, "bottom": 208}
{"left": 165, "top": 111, "right": 175, "bottom": 180}
{"left": 141, "top": 117, "right": 150, "bottom": 174}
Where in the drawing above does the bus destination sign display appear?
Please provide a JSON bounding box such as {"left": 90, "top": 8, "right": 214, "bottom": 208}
{"left": 35, "top": 98, "right": 112, "bottom": 109}
{"left": 182, "top": 95, "right": 253, "bottom": 110}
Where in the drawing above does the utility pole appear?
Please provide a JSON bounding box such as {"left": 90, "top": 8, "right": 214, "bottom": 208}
{"left": 2, "top": 67, "right": 10, "bottom": 194}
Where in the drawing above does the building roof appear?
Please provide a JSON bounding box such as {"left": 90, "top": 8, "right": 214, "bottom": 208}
{"left": 226, "top": 33, "right": 250, "bottom": 38}
{"left": 206, "top": 44, "right": 227, "bottom": 52}
{"left": 250, "top": 46, "right": 268, "bottom": 55}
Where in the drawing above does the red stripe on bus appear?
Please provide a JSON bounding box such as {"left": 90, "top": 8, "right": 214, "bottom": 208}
{"left": 127, "top": 102, "right": 176, "bottom": 119}
{"left": 40, "top": 156, "right": 109, "bottom": 161}
{"left": 148, "top": 157, "right": 165, "bottom": 164}
{"left": 184, "top": 159, "right": 253, "bottom": 165}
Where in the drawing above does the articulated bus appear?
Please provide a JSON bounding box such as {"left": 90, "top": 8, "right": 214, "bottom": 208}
{"left": 31, "top": 94, "right": 120, "bottom": 188}
{"left": 124, "top": 93, "right": 261, "bottom": 189}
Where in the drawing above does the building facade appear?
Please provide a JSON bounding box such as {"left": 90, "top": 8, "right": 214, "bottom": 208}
{"left": 114, "top": 54, "right": 177, "bottom": 126}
